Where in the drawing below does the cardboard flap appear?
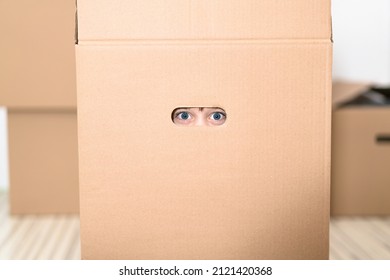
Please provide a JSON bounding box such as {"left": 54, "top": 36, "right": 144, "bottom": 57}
{"left": 77, "top": 0, "right": 331, "bottom": 41}
{"left": 332, "top": 81, "right": 372, "bottom": 109}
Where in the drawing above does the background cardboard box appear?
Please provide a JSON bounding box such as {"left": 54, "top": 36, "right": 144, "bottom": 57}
{"left": 76, "top": 0, "right": 332, "bottom": 259}
{"left": 0, "top": 0, "right": 79, "bottom": 214}
{"left": 331, "top": 82, "right": 390, "bottom": 215}
{"left": 0, "top": 0, "right": 76, "bottom": 108}
{"left": 6, "top": 108, "right": 79, "bottom": 214}
{"left": 8, "top": 110, "right": 79, "bottom": 214}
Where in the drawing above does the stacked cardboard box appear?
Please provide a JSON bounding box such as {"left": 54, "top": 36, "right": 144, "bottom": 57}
{"left": 0, "top": 0, "right": 79, "bottom": 214}
{"left": 76, "top": 0, "right": 332, "bottom": 259}
{"left": 331, "top": 82, "right": 390, "bottom": 215}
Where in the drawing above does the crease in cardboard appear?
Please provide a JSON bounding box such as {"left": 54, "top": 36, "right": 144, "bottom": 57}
{"left": 77, "top": 39, "right": 331, "bottom": 46}
{"left": 8, "top": 108, "right": 77, "bottom": 114}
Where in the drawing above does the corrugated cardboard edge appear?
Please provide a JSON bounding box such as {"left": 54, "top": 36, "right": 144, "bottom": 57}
{"left": 75, "top": 0, "right": 78, "bottom": 44}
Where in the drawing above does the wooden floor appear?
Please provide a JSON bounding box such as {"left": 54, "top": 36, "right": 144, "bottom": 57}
{"left": 1, "top": 191, "right": 390, "bottom": 260}
{"left": 0, "top": 192, "right": 80, "bottom": 260}
{"left": 330, "top": 216, "right": 390, "bottom": 259}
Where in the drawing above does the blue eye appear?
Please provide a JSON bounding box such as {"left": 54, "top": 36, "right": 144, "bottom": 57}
{"left": 178, "top": 112, "right": 190, "bottom": 120}
{"left": 210, "top": 112, "right": 225, "bottom": 121}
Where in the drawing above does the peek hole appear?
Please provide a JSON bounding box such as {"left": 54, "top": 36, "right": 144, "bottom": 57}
{"left": 172, "top": 107, "right": 226, "bottom": 127}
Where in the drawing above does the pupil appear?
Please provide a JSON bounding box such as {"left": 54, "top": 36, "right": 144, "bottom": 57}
{"left": 181, "top": 112, "right": 189, "bottom": 120}
{"left": 214, "top": 113, "right": 221, "bottom": 120}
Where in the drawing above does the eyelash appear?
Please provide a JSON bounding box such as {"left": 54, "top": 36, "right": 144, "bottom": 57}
{"left": 175, "top": 111, "right": 192, "bottom": 120}
{"left": 209, "top": 112, "right": 226, "bottom": 120}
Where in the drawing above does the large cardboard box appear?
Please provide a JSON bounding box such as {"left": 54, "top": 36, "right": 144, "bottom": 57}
{"left": 76, "top": 0, "right": 332, "bottom": 259}
{"left": 0, "top": 0, "right": 79, "bottom": 214}
{"left": 331, "top": 82, "right": 390, "bottom": 215}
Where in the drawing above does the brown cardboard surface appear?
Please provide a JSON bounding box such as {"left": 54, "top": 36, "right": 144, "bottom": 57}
{"left": 331, "top": 106, "right": 390, "bottom": 216}
{"left": 8, "top": 110, "right": 79, "bottom": 214}
{"left": 76, "top": 43, "right": 332, "bottom": 259}
{"left": 77, "top": 0, "right": 332, "bottom": 259}
{"left": 0, "top": 0, "right": 76, "bottom": 108}
{"left": 77, "top": 0, "right": 331, "bottom": 41}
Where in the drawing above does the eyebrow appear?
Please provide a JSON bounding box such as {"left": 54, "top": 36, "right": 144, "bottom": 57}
{"left": 173, "top": 107, "right": 226, "bottom": 113}
{"left": 174, "top": 107, "right": 204, "bottom": 112}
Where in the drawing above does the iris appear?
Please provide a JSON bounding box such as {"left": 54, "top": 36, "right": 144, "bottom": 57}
{"left": 211, "top": 112, "right": 223, "bottom": 120}
{"left": 180, "top": 112, "right": 189, "bottom": 120}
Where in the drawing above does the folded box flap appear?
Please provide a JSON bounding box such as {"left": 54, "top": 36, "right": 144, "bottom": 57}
{"left": 332, "top": 81, "right": 372, "bottom": 109}
{"left": 77, "top": 0, "right": 331, "bottom": 41}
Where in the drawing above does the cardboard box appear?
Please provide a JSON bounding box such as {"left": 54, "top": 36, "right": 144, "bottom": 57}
{"left": 76, "top": 0, "right": 332, "bottom": 259}
{"left": 0, "top": 0, "right": 79, "bottom": 214}
{"left": 8, "top": 109, "right": 79, "bottom": 214}
{"left": 331, "top": 82, "right": 390, "bottom": 215}
{"left": 0, "top": 0, "right": 77, "bottom": 108}
{"left": 6, "top": 108, "right": 79, "bottom": 215}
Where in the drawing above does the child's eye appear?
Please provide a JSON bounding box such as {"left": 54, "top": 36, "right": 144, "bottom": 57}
{"left": 209, "top": 112, "right": 226, "bottom": 122}
{"left": 176, "top": 111, "right": 192, "bottom": 121}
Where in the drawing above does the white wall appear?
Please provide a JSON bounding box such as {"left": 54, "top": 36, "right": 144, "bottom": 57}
{"left": 0, "top": 107, "right": 8, "bottom": 191}
{"left": 332, "top": 0, "right": 390, "bottom": 86}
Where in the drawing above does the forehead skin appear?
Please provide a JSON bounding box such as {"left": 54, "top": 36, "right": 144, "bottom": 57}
{"left": 174, "top": 107, "right": 224, "bottom": 114}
